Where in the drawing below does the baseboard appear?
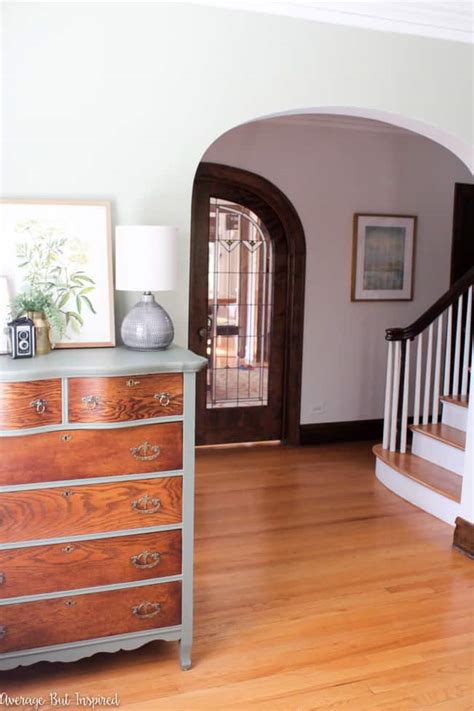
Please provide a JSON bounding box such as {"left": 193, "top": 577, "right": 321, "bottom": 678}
{"left": 300, "top": 418, "right": 383, "bottom": 445}
{"left": 453, "top": 517, "right": 474, "bottom": 559}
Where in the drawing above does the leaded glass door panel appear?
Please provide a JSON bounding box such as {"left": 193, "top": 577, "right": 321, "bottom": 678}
{"left": 207, "top": 199, "right": 273, "bottom": 409}
{"left": 190, "top": 172, "right": 288, "bottom": 445}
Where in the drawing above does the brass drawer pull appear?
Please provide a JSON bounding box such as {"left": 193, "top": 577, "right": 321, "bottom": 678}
{"left": 154, "top": 392, "right": 172, "bottom": 407}
{"left": 30, "top": 398, "right": 48, "bottom": 415}
{"left": 81, "top": 395, "right": 100, "bottom": 410}
{"left": 132, "top": 602, "right": 161, "bottom": 619}
{"left": 131, "top": 494, "right": 161, "bottom": 515}
{"left": 126, "top": 379, "right": 141, "bottom": 388}
{"left": 130, "top": 550, "right": 161, "bottom": 569}
{"left": 0, "top": 573, "right": 5, "bottom": 585}
{"left": 0, "top": 625, "right": 6, "bottom": 639}
{"left": 130, "top": 441, "right": 161, "bottom": 461}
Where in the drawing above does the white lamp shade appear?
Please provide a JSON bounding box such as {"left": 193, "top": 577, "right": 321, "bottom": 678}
{"left": 115, "top": 226, "right": 179, "bottom": 292}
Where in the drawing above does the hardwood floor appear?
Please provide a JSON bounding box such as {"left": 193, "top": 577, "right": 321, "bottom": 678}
{"left": 2, "top": 441, "right": 473, "bottom": 709}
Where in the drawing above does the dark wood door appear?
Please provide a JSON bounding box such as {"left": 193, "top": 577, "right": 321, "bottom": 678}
{"left": 451, "top": 183, "right": 474, "bottom": 284}
{"left": 189, "top": 167, "right": 293, "bottom": 445}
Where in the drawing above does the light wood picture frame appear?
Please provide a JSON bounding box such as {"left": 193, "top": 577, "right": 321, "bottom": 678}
{"left": 351, "top": 213, "right": 417, "bottom": 301}
{"left": 0, "top": 199, "right": 115, "bottom": 348}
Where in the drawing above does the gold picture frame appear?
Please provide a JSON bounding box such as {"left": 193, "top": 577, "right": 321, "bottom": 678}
{"left": 0, "top": 199, "right": 115, "bottom": 348}
{"left": 351, "top": 213, "right": 417, "bottom": 302}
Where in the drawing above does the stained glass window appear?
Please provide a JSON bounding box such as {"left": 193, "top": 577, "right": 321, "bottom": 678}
{"left": 206, "top": 198, "right": 274, "bottom": 409}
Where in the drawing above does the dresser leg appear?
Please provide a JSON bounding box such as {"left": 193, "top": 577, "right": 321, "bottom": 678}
{"left": 180, "top": 640, "right": 192, "bottom": 671}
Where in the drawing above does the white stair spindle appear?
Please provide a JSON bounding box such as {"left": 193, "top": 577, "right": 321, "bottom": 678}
{"left": 390, "top": 341, "right": 401, "bottom": 452}
{"left": 422, "top": 324, "right": 433, "bottom": 424}
{"left": 461, "top": 286, "right": 472, "bottom": 395}
{"left": 431, "top": 314, "right": 443, "bottom": 423}
{"left": 400, "top": 339, "right": 410, "bottom": 454}
{"left": 452, "top": 294, "right": 463, "bottom": 396}
{"left": 382, "top": 341, "right": 394, "bottom": 450}
{"left": 413, "top": 333, "right": 423, "bottom": 426}
{"left": 443, "top": 305, "right": 452, "bottom": 396}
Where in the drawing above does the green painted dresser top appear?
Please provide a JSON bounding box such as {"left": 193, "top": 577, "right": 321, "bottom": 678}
{"left": 0, "top": 345, "right": 207, "bottom": 382}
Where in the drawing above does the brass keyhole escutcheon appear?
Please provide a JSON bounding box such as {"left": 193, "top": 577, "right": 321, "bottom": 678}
{"left": 62, "top": 489, "right": 74, "bottom": 498}
{"left": 61, "top": 434, "right": 72, "bottom": 443}
{"left": 63, "top": 545, "right": 75, "bottom": 554}
{"left": 126, "top": 379, "right": 140, "bottom": 387}
{"left": 64, "top": 599, "right": 76, "bottom": 608}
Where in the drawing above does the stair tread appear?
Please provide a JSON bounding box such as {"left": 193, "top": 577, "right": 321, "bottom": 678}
{"left": 410, "top": 423, "right": 466, "bottom": 451}
{"left": 439, "top": 394, "right": 469, "bottom": 409}
{"left": 373, "top": 444, "right": 462, "bottom": 502}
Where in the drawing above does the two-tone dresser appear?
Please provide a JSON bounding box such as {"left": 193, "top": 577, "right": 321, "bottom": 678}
{"left": 0, "top": 346, "right": 206, "bottom": 671}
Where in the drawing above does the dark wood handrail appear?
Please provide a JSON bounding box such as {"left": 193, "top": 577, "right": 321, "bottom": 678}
{"left": 386, "top": 266, "right": 474, "bottom": 342}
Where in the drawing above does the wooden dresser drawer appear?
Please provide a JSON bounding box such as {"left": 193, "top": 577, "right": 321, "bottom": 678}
{"left": 0, "top": 477, "right": 182, "bottom": 543}
{"left": 0, "top": 380, "right": 62, "bottom": 430}
{"left": 0, "top": 581, "right": 181, "bottom": 653}
{"left": 0, "top": 530, "right": 182, "bottom": 599}
{"left": 0, "top": 422, "right": 182, "bottom": 486}
{"left": 68, "top": 373, "right": 183, "bottom": 423}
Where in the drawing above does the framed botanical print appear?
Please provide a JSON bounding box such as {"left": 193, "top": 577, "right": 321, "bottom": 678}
{"left": 351, "top": 214, "right": 417, "bottom": 301}
{"left": 0, "top": 199, "right": 115, "bottom": 348}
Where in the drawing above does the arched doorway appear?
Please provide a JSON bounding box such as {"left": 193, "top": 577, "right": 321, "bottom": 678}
{"left": 189, "top": 162, "right": 306, "bottom": 446}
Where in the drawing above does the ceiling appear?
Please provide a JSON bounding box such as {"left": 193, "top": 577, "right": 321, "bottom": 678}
{"left": 189, "top": 1, "right": 472, "bottom": 43}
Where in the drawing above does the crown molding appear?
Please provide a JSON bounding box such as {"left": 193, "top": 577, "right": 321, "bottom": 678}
{"left": 189, "top": 1, "right": 472, "bottom": 44}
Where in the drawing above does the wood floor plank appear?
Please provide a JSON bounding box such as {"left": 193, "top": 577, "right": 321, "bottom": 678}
{"left": 1, "top": 441, "right": 473, "bottom": 710}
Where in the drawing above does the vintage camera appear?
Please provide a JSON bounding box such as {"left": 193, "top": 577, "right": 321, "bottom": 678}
{"left": 7, "top": 317, "right": 36, "bottom": 359}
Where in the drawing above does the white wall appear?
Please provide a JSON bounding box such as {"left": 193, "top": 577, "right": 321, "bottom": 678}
{"left": 204, "top": 118, "right": 472, "bottom": 423}
{"left": 1, "top": 2, "right": 472, "bottom": 357}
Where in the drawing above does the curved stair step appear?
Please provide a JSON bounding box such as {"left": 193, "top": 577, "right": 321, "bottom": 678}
{"left": 410, "top": 423, "right": 466, "bottom": 451}
{"left": 373, "top": 444, "right": 462, "bottom": 502}
{"left": 439, "top": 394, "right": 469, "bottom": 409}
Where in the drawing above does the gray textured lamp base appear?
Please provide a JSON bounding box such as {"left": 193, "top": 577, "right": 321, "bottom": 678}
{"left": 121, "top": 292, "right": 174, "bottom": 350}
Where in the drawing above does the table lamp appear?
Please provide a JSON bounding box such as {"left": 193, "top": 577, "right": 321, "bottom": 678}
{"left": 115, "top": 226, "right": 178, "bottom": 350}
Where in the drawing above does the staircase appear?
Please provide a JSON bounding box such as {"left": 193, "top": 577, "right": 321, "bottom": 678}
{"left": 374, "top": 267, "right": 473, "bottom": 526}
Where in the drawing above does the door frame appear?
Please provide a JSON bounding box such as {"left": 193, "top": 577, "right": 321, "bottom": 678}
{"left": 189, "top": 162, "right": 306, "bottom": 445}
{"left": 450, "top": 183, "right": 474, "bottom": 284}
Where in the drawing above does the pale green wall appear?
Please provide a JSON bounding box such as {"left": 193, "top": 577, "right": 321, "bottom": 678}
{"left": 2, "top": 2, "right": 472, "bottom": 347}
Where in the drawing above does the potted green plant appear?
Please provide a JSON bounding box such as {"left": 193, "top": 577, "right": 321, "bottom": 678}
{"left": 13, "top": 289, "right": 65, "bottom": 355}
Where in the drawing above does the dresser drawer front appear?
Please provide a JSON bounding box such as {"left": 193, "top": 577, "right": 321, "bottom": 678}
{"left": 0, "top": 530, "right": 182, "bottom": 599}
{"left": 0, "top": 422, "right": 183, "bottom": 486}
{"left": 68, "top": 373, "right": 183, "bottom": 423}
{"left": 0, "top": 477, "right": 182, "bottom": 543}
{"left": 0, "top": 581, "right": 181, "bottom": 653}
{"left": 0, "top": 380, "right": 62, "bottom": 430}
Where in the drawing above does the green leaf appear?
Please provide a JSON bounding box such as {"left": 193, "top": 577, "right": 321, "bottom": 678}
{"left": 56, "top": 292, "right": 70, "bottom": 309}
{"left": 81, "top": 295, "right": 96, "bottom": 314}
{"left": 76, "top": 296, "right": 82, "bottom": 314}
{"left": 79, "top": 287, "right": 95, "bottom": 295}
{"left": 68, "top": 311, "right": 84, "bottom": 326}
{"left": 78, "top": 275, "right": 95, "bottom": 285}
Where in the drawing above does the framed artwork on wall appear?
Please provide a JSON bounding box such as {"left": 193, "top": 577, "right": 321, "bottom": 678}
{"left": 0, "top": 199, "right": 115, "bottom": 348}
{"left": 351, "top": 213, "right": 417, "bottom": 301}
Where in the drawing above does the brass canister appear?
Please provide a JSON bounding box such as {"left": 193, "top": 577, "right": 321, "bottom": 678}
{"left": 28, "top": 311, "right": 51, "bottom": 355}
